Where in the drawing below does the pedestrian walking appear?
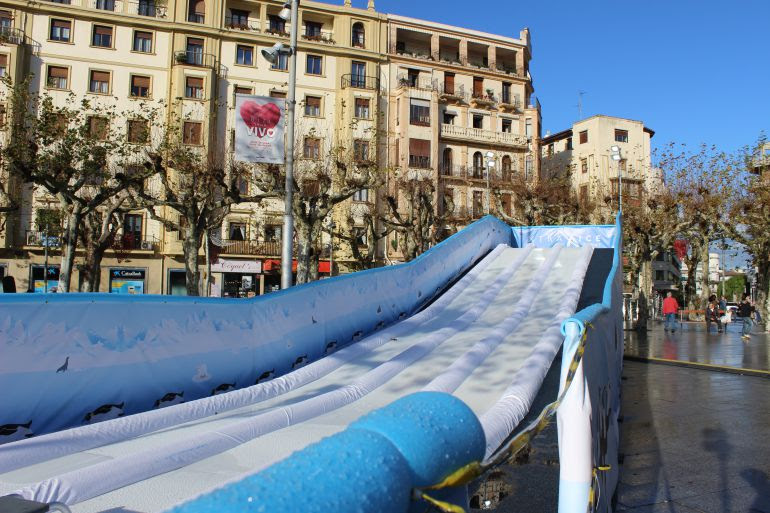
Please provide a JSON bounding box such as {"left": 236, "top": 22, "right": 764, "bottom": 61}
{"left": 738, "top": 293, "right": 755, "bottom": 341}
{"left": 707, "top": 295, "right": 720, "bottom": 332}
{"left": 662, "top": 291, "right": 679, "bottom": 332}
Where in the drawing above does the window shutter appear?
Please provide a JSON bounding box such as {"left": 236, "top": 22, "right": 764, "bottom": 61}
{"left": 94, "top": 25, "right": 112, "bottom": 36}
{"left": 52, "top": 19, "right": 70, "bottom": 29}
{"left": 235, "top": 86, "right": 252, "bottom": 95}
{"left": 186, "top": 77, "right": 203, "bottom": 88}
{"left": 91, "top": 71, "right": 110, "bottom": 82}
{"left": 132, "top": 75, "right": 150, "bottom": 88}
{"left": 409, "top": 138, "right": 430, "bottom": 157}
{"left": 49, "top": 66, "right": 68, "bottom": 78}
{"left": 193, "top": 0, "right": 205, "bottom": 15}
{"left": 445, "top": 73, "right": 454, "bottom": 89}
{"left": 0, "top": 54, "right": 7, "bottom": 67}
{"left": 307, "top": 96, "right": 321, "bottom": 108}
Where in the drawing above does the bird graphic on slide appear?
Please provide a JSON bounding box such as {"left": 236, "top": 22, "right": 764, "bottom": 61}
{"left": 56, "top": 356, "right": 69, "bottom": 373}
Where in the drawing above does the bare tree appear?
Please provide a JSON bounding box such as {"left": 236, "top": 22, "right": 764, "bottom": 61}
{"left": 78, "top": 192, "right": 130, "bottom": 292}
{"left": 250, "top": 143, "right": 384, "bottom": 284}
{"left": 1, "top": 76, "right": 149, "bottom": 292}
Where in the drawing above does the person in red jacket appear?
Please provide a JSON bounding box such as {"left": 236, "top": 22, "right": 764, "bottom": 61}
{"left": 662, "top": 291, "right": 680, "bottom": 332}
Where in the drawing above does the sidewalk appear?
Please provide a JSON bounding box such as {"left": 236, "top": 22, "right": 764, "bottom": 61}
{"left": 617, "top": 325, "right": 770, "bottom": 512}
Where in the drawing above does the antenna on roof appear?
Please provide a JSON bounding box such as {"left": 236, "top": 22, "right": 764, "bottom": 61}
{"left": 577, "top": 90, "right": 586, "bottom": 120}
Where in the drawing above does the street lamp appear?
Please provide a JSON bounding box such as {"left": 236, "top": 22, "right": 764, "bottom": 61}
{"left": 485, "top": 151, "right": 495, "bottom": 214}
{"left": 261, "top": 1, "right": 299, "bottom": 289}
{"left": 610, "top": 145, "right": 622, "bottom": 213}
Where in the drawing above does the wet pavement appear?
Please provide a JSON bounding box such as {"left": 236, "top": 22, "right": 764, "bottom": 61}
{"left": 625, "top": 321, "right": 770, "bottom": 374}
{"left": 617, "top": 324, "right": 770, "bottom": 512}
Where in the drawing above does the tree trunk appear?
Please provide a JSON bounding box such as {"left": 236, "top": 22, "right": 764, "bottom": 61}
{"left": 699, "top": 239, "right": 711, "bottom": 307}
{"left": 295, "top": 221, "right": 313, "bottom": 285}
{"left": 80, "top": 245, "right": 107, "bottom": 292}
{"left": 59, "top": 208, "right": 83, "bottom": 293}
{"left": 635, "top": 260, "right": 652, "bottom": 332}
{"left": 759, "top": 263, "right": 770, "bottom": 329}
{"left": 183, "top": 230, "right": 203, "bottom": 296}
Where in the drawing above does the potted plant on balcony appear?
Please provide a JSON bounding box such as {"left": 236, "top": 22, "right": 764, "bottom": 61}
{"left": 175, "top": 52, "right": 188, "bottom": 63}
{"left": 486, "top": 88, "right": 495, "bottom": 99}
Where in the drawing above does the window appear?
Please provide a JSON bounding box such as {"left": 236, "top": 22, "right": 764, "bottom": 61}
{"left": 130, "top": 75, "right": 151, "bottom": 97}
{"left": 88, "top": 116, "right": 108, "bottom": 140}
{"left": 472, "top": 190, "right": 483, "bottom": 218}
{"left": 188, "top": 0, "right": 205, "bottom": 23}
{"left": 182, "top": 121, "right": 202, "bottom": 145}
{"left": 303, "top": 137, "right": 321, "bottom": 159}
{"left": 547, "top": 143, "right": 554, "bottom": 156}
{"left": 353, "top": 188, "right": 369, "bottom": 202}
{"left": 127, "top": 119, "right": 148, "bottom": 143}
{"left": 351, "top": 61, "right": 366, "bottom": 87}
{"left": 186, "top": 37, "right": 204, "bottom": 65}
{"left": 407, "top": 69, "right": 418, "bottom": 87}
{"left": 351, "top": 22, "right": 365, "bottom": 47}
{"left": 353, "top": 226, "right": 367, "bottom": 247}
{"left": 444, "top": 72, "right": 455, "bottom": 95}
{"left": 501, "top": 119, "right": 512, "bottom": 133}
{"left": 133, "top": 31, "right": 153, "bottom": 53}
{"left": 268, "top": 15, "right": 286, "bottom": 34}
{"left": 46, "top": 65, "right": 69, "bottom": 89}
{"left": 441, "top": 148, "right": 453, "bottom": 173}
{"left": 0, "top": 10, "right": 11, "bottom": 29}
{"left": 265, "top": 224, "right": 281, "bottom": 242}
{"left": 305, "top": 21, "right": 322, "bottom": 38}
{"left": 306, "top": 55, "right": 322, "bottom": 75}
{"left": 353, "top": 139, "right": 369, "bottom": 162}
{"left": 525, "top": 118, "right": 532, "bottom": 138}
{"left": 50, "top": 19, "right": 71, "bottom": 42}
{"left": 88, "top": 70, "right": 110, "bottom": 94}
{"left": 354, "top": 97, "right": 370, "bottom": 119}
{"left": 581, "top": 158, "right": 588, "bottom": 174}
{"left": 229, "top": 222, "right": 246, "bottom": 240}
{"left": 566, "top": 137, "right": 573, "bottom": 150}
{"left": 234, "top": 86, "right": 252, "bottom": 95}
{"left": 408, "top": 138, "right": 430, "bottom": 168}
{"left": 92, "top": 25, "right": 113, "bottom": 48}
{"left": 472, "top": 151, "right": 483, "bottom": 178}
{"left": 409, "top": 98, "right": 430, "bottom": 126}
{"left": 236, "top": 45, "right": 253, "bottom": 66}
{"left": 614, "top": 129, "right": 628, "bottom": 143}
{"left": 185, "top": 76, "right": 204, "bottom": 99}
{"left": 472, "top": 114, "right": 483, "bottom": 129}
{"left": 502, "top": 82, "right": 511, "bottom": 104}
{"left": 525, "top": 155, "right": 533, "bottom": 179}
{"left": 235, "top": 174, "right": 248, "bottom": 195}
{"left": 443, "top": 112, "right": 456, "bottom": 125}
{"left": 619, "top": 159, "right": 627, "bottom": 172}
{"left": 94, "top": 0, "right": 115, "bottom": 10}
{"left": 579, "top": 130, "right": 588, "bottom": 144}
{"left": 501, "top": 156, "right": 512, "bottom": 180}
{"left": 501, "top": 193, "right": 512, "bottom": 215}
{"left": 0, "top": 54, "right": 6, "bottom": 77}
{"left": 227, "top": 8, "right": 249, "bottom": 28}
{"left": 271, "top": 52, "right": 288, "bottom": 70}
{"left": 305, "top": 96, "right": 321, "bottom": 117}
{"left": 123, "top": 214, "right": 143, "bottom": 247}
{"left": 580, "top": 185, "right": 588, "bottom": 203}
{"left": 270, "top": 90, "right": 286, "bottom": 98}
{"left": 137, "top": 0, "right": 158, "bottom": 16}
{"left": 443, "top": 187, "right": 454, "bottom": 212}
{"left": 0, "top": 103, "right": 6, "bottom": 128}
{"left": 473, "top": 76, "right": 483, "bottom": 97}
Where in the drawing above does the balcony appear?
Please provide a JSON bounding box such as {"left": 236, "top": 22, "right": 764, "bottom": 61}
{"left": 341, "top": 74, "right": 379, "bottom": 90}
{"left": 470, "top": 92, "right": 497, "bottom": 108}
{"left": 115, "top": 234, "right": 160, "bottom": 251}
{"left": 174, "top": 51, "right": 225, "bottom": 75}
{"left": 218, "top": 239, "right": 281, "bottom": 257}
{"left": 126, "top": 1, "right": 166, "bottom": 17}
{"left": 224, "top": 16, "right": 260, "bottom": 32}
{"left": 408, "top": 155, "right": 431, "bottom": 169}
{"left": 396, "top": 74, "right": 436, "bottom": 91}
{"left": 25, "top": 231, "right": 62, "bottom": 248}
{"left": 301, "top": 29, "right": 336, "bottom": 45}
{"left": 499, "top": 93, "right": 521, "bottom": 111}
{"left": 438, "top": 84, "right": 468, "bottom": 103}
{"left": 0, "top": 26, "right": 26, "bottom": 45}
{"left": 440, "top": 124, "right": 528, "bottom": 149}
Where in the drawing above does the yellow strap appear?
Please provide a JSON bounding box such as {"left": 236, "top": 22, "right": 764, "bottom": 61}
{"left": 416, "top": 492, "right": 467, "bottom": 513}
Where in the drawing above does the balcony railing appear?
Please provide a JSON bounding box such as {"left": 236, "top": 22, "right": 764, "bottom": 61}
{"left": 175, "top": 50, "right": 217, "bottom": 69}
{"left": 301, "top": 29, "right": 335, "bottom": 45}
{"left": 440, "top": 124, "right": 528, "bottom": 148}
{"left": 470, "top": 92, "right": 497, "bottom": 107}
{"left": 495, "top": 64, "right": 520, "bottom": 76}
{"left": 395, "top": 46, "right": 432, "bottom": 60}
{"left": 438, "top": 84, "right": 468, "bottom": 102}
{"left": 224, "top": 16, "right": 260, "bottom": 32}
{"left": 0, "top": 26, "right": 26, "bottom": 45}
{"left": 116, "top": 234, "right": 159, "bottom": 251}
{"left": 396, "top": 74, "right": 437, "bottom": 91}
{"left": 341, "top": 74, "right": 379, "bottom": 90}
{"left": 499, "top": 93, "right": 521, "bottom": 109}
{"left": 351, "top": 34, "right": 365, "bottom": 48}
{"left": 126, "top": 0, "right": 166, "bottom": 17}
{"left": 408, "top": 155, "right": 431, "bottom": 169}
{"left": 218, "top": 239, "right": 281, "bottom": 257}
{"left": 26, "top": 231, "right": 62, "bottom": 248}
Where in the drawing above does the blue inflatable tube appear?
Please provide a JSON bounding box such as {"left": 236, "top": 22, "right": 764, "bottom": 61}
{"left": 165, "top": 392, "right": 485, "bottom": 513}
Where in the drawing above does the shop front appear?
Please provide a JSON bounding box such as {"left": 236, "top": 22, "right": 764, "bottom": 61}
{"left": 261, "top": 259, "right": 331, "bottom": 293}
{"left": 30, "top": 264, "right": 60, "bottom": 293}
{"left": 109, "top": 268, "right": 146, "bottom": 294}
{"left": 211, "top": 258, "right": 262, "bottom": 298}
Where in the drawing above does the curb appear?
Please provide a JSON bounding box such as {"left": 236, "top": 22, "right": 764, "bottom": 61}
{"left": 623, "top": 354, "right": 770, "bottom": 379}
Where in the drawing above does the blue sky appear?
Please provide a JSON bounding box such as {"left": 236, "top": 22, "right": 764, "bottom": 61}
{"left": 369, "top": 0, "right": 770, "bottom": 154}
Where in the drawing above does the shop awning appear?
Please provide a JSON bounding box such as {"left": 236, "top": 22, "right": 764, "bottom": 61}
{"left": 263, "top": 259, "right": 330, "bottom": 273}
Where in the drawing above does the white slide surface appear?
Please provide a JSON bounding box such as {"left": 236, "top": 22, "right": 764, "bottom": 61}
{"left": 0, "top": 245, "right": 593, "bottom": 513}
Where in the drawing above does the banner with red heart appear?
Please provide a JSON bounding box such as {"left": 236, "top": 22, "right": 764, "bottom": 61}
{"left": 234, "top": 94, "right": 286, "bottom": 164}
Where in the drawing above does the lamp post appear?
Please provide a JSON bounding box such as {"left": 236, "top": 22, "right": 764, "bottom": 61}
{"left": 610, "top": 145, "right": 622, "bottom": 213}
{"left": 327, "top": 221, "right": 335, "bottom": 278}
{"left": 485, "top": 151, "right": 495, "bottom": 214}
{"left": 262, "top": 1, "right": 299, "bottom": 289}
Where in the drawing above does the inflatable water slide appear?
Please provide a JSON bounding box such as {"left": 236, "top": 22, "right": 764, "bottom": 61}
{"left": 0, "top": 215, "right": 623, "bottom": 513}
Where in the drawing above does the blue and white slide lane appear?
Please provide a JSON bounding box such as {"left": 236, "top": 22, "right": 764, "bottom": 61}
{"left": 0, "top": 245, "right": 593, "bottom": 513}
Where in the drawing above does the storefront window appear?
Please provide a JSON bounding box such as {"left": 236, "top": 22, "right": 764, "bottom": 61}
{"left": 110, "top": 268, "right": 146, "bottom": 294}
{"left": 168, "top": 269, "right": 187, "bottom": 295}
{"left": 222, "top": 272, "right": 258, "bottom": 298}
{"left": 31, "top": 265, "right": 60, "bottom": 293}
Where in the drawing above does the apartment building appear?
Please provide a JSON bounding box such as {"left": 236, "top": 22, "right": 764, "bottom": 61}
{"left": 385, "top": 15, "right": 540, "bottom": 261}
{"left": 540, "top": 115, "right": 659, "bottom": 212}
{"left": 0, "top": 0, "right": 540, "bottom": 294}
{"left": 750, "top": 141, "right": 770, "bottom": 177}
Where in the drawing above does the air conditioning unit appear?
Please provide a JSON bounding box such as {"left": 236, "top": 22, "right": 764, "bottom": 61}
{"left": 140, "top": 241, "right": 154, "bottom": 250}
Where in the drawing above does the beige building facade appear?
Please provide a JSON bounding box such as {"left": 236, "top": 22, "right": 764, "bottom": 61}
{"left": 0, "top": 0, "right": 540, "bottom": 295}
{"left": 540, "top": 115, "right": 659, "bottom": 211}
